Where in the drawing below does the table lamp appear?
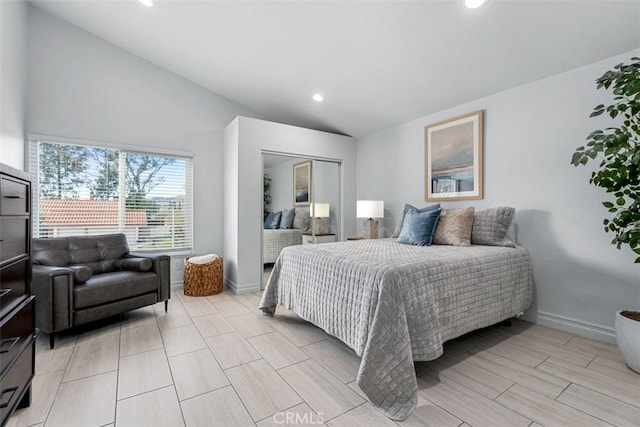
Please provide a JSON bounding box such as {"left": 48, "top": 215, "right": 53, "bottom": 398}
{"left": 357, "top": 200, "right": 384, "bottom": 239}
{"left": 310, "top": 202, "right": 330, "bottom": 234}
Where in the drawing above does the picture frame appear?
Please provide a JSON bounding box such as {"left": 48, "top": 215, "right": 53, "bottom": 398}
{"left": 293, "top": 160, "right": 312, "bottom": 206}
{"left": 424, "top": 110, "right": 483, "bottom": 201}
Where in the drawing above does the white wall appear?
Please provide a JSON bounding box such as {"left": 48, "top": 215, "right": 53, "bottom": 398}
{"left": 312, "top": 160, "right": 340, "bottom": 234}
{"left": 0, "top": 0, "right": 28, "bottom": 170}
{"left": 357, "top": 49, "right": 640, "bottom": 343}
{"left": 223, "top": 120, "right": 239, "bottom": 287}
{"left": 224, "top": 117, "right": 356, "bottom": 293}
{"left": 27, "top": 7, "right": 257, "bottom": 280}
{"left": 264, "top": 157, "right": 306, "bottom": 213}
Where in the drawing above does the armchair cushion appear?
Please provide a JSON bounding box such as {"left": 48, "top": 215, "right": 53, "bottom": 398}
{"left": 115, "top": 257, "right": 152, "bottom": 272}
{"left": 33, "top": 238, "right": 71, "bottom": 266}
{"left": 34, "top": 234, "right": 131, "bottom": 274}
{"left": 68, "top": 234, "right": 130, "bottom": 274}
{"left": 68, "top": 265, "right": 93, "bottom": 284}
{"left": 74, "top": 271, "right": 158, "bottom": 309}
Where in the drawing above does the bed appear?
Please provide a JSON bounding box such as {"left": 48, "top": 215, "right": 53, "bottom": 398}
{"left": 259, "top": 238, "right": 534, "bottom": 420}
{"left": 263, "top": 228, "right": 304, "bottom": 264}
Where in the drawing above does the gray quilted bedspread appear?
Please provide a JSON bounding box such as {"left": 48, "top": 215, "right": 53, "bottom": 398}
{"left": 259, "top": 238, "right": 534, "bottom": 420}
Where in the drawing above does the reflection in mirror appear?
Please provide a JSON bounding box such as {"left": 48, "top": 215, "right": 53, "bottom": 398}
{"left": 262, "top": 153, "right": 308, "bottom": 289}
{"left": 310, "top": 160, "right": 340, "bottom": 240}
{"left": 261, "top": 154, "right": 341, "bottom": 290}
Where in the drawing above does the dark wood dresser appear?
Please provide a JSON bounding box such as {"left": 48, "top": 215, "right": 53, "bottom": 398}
{"left": 0, "top": 162, "right": 35, "bottom": 426}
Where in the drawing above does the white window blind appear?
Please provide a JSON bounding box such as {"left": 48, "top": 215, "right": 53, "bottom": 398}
{"left": 29, "top": 140, "right": 193, "bottom": 251}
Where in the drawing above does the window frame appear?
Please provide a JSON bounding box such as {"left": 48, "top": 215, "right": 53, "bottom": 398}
{"left": 28, "top": 134, "right": 194, "bottom": 253}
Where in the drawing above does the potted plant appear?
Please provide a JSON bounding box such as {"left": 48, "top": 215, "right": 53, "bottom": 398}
{"left": 264, "top": 174, "right": 272, "bottom": 221}
{"left": 571, "top": 57, "right": 639, "bottom": 373}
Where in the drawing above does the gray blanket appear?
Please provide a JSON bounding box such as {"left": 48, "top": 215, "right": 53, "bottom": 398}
{"left": 260, "top": 238, "right": 534, "bottom": 420}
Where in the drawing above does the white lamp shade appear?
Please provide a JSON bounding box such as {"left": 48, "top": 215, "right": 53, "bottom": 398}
{"left": 310, "top": 202, "right": 330, "bottom": 218}
{"left": 357, "top": 200, "right": 384, "bottom": 219}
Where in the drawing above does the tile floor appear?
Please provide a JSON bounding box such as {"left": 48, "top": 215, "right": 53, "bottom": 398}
{"left": 7, "top": 286, "right": 639, "bottom": 427}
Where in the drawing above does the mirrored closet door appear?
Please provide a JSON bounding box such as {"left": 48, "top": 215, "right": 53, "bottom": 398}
{"left": 261, "top": 153, "right": 341, "bottom": 289}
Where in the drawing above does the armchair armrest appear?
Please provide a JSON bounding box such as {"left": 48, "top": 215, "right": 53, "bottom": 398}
{"left": 31, "top": 265, "right": 74, "bottom": 334}
{"left": 126, "top": 253, "right": 171, "bottom": 303}
{"left": 32, "top": 264, "right": 73, "bottom": 278}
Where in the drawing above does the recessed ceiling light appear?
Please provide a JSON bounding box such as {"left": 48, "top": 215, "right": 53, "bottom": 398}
{"left": 312, "top": 94, "right": 324, "bottom": 102}
{"left": 139, "top": 0, "right": 154, "bottom": 7}
{"left": 465, "top": 0, "right": 485, "bottom": 9}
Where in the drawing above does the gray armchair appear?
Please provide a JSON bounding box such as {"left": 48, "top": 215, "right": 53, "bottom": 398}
{"left": 32, "top": 234, "right": 170, "bottom": 348}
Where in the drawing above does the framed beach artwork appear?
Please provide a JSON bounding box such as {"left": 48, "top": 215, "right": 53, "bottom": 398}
{"left": 424, "top": 110, "right": 484, "bottom": 201}
{"left": 293, "top": 160, "right": 312, "bottom": 206}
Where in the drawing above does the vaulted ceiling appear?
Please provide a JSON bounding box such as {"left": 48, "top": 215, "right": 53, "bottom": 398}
{"left": 31, "top": 0, "right": 640, "bottom": 137}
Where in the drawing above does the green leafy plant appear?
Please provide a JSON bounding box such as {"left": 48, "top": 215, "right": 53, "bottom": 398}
{"left": 264, "top": 174, "right": 272, "bottom": 221}
{"left": 571, "top": 57, "right": 640, "bottom": 263}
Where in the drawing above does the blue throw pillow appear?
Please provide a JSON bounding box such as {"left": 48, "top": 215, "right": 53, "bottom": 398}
{"left": 404, "top": 203, "right": 440, "bottom": 215}
{"left": 392, "top": 203, "right": 441, "bottom": 238}
{"left": 264, "top": 211, "right": 282, "bottom": 229}
{"left": 279, "top": 208, "right": 295, "bottom": 229}
{"left": 396, "top": 208, "right": 442, "bottom": 246}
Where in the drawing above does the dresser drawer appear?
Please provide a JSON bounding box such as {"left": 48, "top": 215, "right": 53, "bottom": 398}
{"left": 0, "top": 177, "right": 29, "bottom": 216}
{"left": 0, "top": 297, "right": 34, "bottom": 376}
{"left": 0, "top": 259, "right": 29, "bottom": 319}
{"left": 0, "top": 218, "right": 29, "bottom": 266}
{"left": 0, "top": 341, "right": 34, "bottom": 424}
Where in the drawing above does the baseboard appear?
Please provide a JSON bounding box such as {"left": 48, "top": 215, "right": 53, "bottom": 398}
{"left": 523, "top": 310, "right": 616, "bottom": 344}
{"left": 223, "top": 278, "right": 237, "bottom": 294}
{"left": 224, "top": 278, "right": 261, "bottom": 295}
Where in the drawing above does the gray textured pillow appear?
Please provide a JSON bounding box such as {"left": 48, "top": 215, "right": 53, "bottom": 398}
{"left": 505, "top": 221, "right": 517, "bottom": 245}
{"left": 471, "top": 207, "right": 516, "bottom": 247}
{"left": 279, "top": 208, "right": 295, "bottom": 229}
{"left": 433, "top": 207, "right": 475, "bottom": 246}
{"left": 292, "top": 209, "right": 310, "bottom": 232}
{"left": 392, "top": 203, "right": 441, "bottom": 238}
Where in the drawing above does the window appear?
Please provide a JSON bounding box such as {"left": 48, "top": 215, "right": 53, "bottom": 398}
{"left": 30, "top": 140, "right": 193, "bottom": 251}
